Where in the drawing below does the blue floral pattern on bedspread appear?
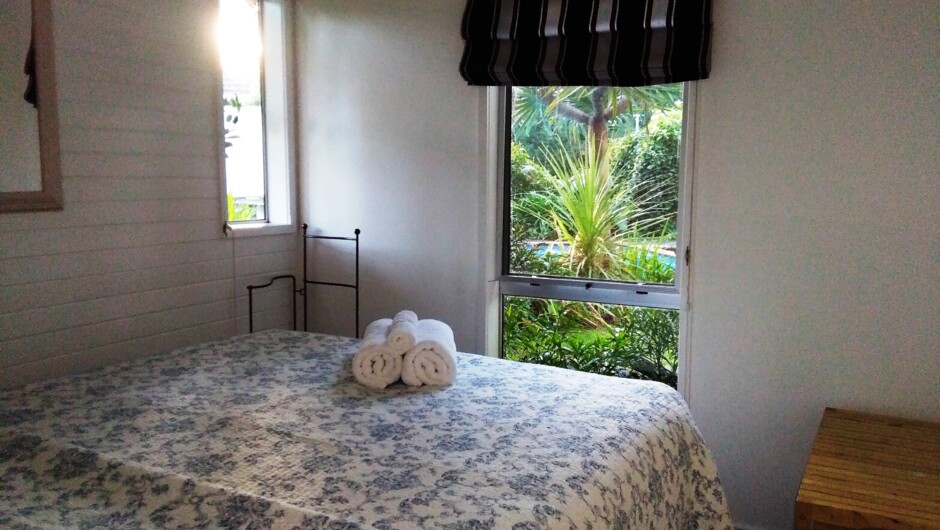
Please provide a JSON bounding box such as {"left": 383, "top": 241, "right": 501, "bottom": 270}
{"left": 0, "top": 330, "right": 732, "bottom": 529}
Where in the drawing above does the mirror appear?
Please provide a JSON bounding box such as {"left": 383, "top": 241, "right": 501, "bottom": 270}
{"left": 0, "top": 0, "right": 62, "bottom": 212}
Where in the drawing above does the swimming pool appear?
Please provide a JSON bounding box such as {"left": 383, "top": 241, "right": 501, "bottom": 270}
{"left": 524, "top": 241, "right": 676, "bottom": 269}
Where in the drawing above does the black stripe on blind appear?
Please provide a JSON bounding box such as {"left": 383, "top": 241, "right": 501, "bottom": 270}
{"left": 460, "top": 0, "right": 712, "bottom": 87}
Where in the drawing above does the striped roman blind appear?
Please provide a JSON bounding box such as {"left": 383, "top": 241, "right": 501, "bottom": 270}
{"left": 459, "top": 0, "right": 712, "bottom": 86}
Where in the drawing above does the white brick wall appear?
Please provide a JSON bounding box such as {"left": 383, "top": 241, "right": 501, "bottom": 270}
{"left": 0, "top": 0, "right": 297, "bottom": 387}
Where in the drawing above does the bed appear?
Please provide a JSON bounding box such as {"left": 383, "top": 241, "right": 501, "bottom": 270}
{"left": 0, "top": 329, "right": 732, "bottom": 529}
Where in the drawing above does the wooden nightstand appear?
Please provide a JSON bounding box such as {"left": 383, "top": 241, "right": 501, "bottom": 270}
{"left": 795, "top": 408, "right": 940, "bottom": 530}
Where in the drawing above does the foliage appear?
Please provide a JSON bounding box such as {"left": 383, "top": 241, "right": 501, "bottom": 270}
{"left": 517, "top": 141, "right": 672, "bottom": 280}
{"left": 511, "top": 193, "right": 556, "bottom": 241}
{"left": 617, "top": 241, "right": 676, "bottom": 284}
{"left": 509, "top": 89, "right": 683, "bottom": 257}
{"left": 227, "top": 193, "right": 258, "bottom": 222}
{"left": 511, "top": 89, "right": 584, "bottom": 168}
{"left": 512, "top": 85, "right": 682, "bottom": 162}
{"left": 507, "top": 224, "right": 574, "bottom": 276}
{"left": 537, "top": 142, "right": 627, "bottom": 278}
{"left": 223, "top": 96, "right": 261, "bottom": 222}
{"left": 614, "top": 106, "right": 682, "bottom": 237}
{"left": 509, "top": 144, "right": 556, "bottom": 240}
{"left": 502, "top": 297, "right": 679, "bottom": 387}
{"left": 614, "top": 307, "right": 679, "bottom": 386}
{"left": 534, "top": 85, "right": 681, "bottom": 126}
{"left": 503, "top": 228, "right": 678, "bottom": 386}
{"left": 222, "top": 95, "right": 242, "bottom": 153}
{"left": 509, "top": 142, "right": 552, "bottom": 195}
{"left": 504, "top": 84, "right": 684, "bottom": 386}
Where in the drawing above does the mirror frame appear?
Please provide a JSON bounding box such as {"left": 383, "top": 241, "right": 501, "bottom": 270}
{"left": 0, "top": 0, "right": 62, "bottom": 213}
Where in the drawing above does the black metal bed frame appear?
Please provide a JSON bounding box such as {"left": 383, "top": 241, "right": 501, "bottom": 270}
{"left": 247, "top": 224, "right": 360, "bottom": 336}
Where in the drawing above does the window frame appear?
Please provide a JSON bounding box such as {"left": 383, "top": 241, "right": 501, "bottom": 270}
{"left": 488, "top": 83, "right": 697, "bottom": 392}
{"left": 219, "top": 0, "right": 296, "bottom": 237}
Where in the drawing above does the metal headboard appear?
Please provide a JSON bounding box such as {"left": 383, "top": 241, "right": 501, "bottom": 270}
{"left": 246, "top": 224, "right": 360, "bottom": 336}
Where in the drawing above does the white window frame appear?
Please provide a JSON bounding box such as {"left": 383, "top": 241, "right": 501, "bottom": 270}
{"left": 219, "top": 0, "right": 296, "bottom": 238}
{"left": 483, "top": 83, "right": 697, "bottom": 396}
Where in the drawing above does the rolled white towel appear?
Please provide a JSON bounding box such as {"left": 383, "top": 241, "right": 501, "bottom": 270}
{"left": 352, "top": 318, "right": 402, "bottom": 389}
{"left": 387, "top": 310, "right": 418, "bottom": 353}
{"left": 401, "top": 319, "right": 457, "bottom": 387}
{"left": 363, "top": 318, "right": 393, "bottom": 339}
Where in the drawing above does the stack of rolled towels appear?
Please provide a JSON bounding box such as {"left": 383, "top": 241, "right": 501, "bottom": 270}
{"left": 352, "top": 310, "right": 458, "bottom": 390}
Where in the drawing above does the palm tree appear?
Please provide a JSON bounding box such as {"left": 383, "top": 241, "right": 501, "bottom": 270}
{"left": 513, "top": 85, "right": 681, "bottom": 164}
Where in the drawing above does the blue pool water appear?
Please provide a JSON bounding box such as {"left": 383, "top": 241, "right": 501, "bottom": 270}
{"left": 525, "top": 242, "right": 676, "bottom": 269}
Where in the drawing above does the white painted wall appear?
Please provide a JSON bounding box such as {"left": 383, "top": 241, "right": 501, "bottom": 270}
{"left": 0, "top": 0, "right": 298, "bottom": 387}
{"left": 295, "top": 0, "right": 485, "bottom": 346}
{"left": 687, "top": 1, "right": 939, "bottom": 528}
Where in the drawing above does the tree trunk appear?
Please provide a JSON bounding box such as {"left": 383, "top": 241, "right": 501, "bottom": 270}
{"left": 589, "top": 88, "right": 611, "bottom": 177}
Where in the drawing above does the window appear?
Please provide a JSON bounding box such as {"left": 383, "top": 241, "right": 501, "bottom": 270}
{"left": 498, "top": 84, "right": 691, "bottom": 388}
{"left": 217, "top": 0, "right": 293, "bottom": 230}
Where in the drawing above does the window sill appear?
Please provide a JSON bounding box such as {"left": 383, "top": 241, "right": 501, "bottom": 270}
{"left": 227, "top": 222, "right": 296, "bottom": 238}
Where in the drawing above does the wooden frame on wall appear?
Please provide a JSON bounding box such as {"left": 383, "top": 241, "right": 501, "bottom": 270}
{"left": 0, "top": 0, "right": 62, "bottom": 213}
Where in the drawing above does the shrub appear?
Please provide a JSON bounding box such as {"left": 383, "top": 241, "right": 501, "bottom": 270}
{"left": 503, "top": 299, "right": 679, "bottom": 388}
{"left": 226, "top": 193, "right": 259, "bottom": 222}
{"left": 510, "top": 144, "right": 557, "bottom": 241}
{"left": 503, "top": 101, "right": 682, "bottom": 387}
{"left": 618, "top": 239, "right": 676, "bottom": 284}
{"left": 507, "top": 224, "right": 575, "bottom": 276}
{"left": 611, "top": 106, "right": 682, "bottom": 238}
{"left": 509, "top": 142, "right": 552, "bottom": 195}
{"left": 503, "top": 231, "right": 678, "bottom": 386}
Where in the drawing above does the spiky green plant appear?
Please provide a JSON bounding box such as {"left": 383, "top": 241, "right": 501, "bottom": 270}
{"left": 526, "top": 141, "right": 632, "bottom": 279}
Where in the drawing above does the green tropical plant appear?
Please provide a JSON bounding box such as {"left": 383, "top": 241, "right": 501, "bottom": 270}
{"left": 502, "top": 297, "right": 679, "bottom": 387}
{"left": 619, "top": 244, "right": 676, "bottom": 284}
{"left": 518, "top": 140, "right": 662, "bottom": 279}
{"left": 223, "top": 96, "right": 261, "bottom": 223}
{"left": 509, "top": 142, "right": 552, "bottom": 195}
{"left": 610, "top": 307, "right": 678, "bottom": 386}
{"left": 614, "top": 222, "right": 677, "bottom": 284}
{"left": 616, "top": 105, "right": 682, "bottom": 237}
{"left": 511, "top": 193, "right": 556, "bottom": 241}
{"left": 509, "top": 143, "right": 556, "bottom": 240}
{"left": 507, "top": 223, "right": 574, "bottom": 276}
{"left": 513, "top": 85, "right": 682, "bottom": 163}
{"left": 504, "top": 85, "right": 684, "bottom": 386}
{"left": 511, "top": 90, "right": 681, "bottom": 279}
{"left": 227, "top": 193, "right": 258, "bottom": 221}
{"left": 542, "top": 141, "right": 627, "bottom": 278}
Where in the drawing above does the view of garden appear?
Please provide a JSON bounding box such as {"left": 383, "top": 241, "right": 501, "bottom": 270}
{"left": 502, "top": 84, "right": 684, "bottom": 388}
{"left": 220, "top": 0, "right": 266, "bottom": 222}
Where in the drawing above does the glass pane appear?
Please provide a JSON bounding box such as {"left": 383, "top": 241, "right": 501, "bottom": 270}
{"left": 219, "top": 0, "right": 265, "bottom": 222}
{"left": 502, "top": 295, "right": 679, "bottom": 388}
{"left": 508, "top": 85, "right": 683, "bottom": 284}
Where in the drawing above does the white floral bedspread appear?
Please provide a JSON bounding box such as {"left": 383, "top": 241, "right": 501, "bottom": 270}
{"left": 0, "top": 329, "right": 731, "bottom": 529}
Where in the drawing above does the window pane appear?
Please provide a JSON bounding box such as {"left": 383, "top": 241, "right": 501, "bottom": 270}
{"left": 502, "top": 295, "right": 679, "bottom": 388}
{"left": 219, "top": 0, "right": 265, "bottom": 222}
{"left": 508, "top": 85, "right": 683, "bottom": 285}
